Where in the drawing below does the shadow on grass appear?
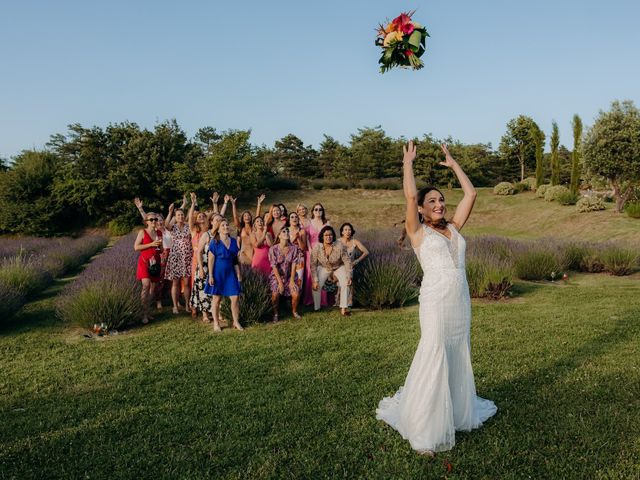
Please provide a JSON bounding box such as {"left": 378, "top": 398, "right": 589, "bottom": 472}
{"left": 464, "top": 308, "right": 640, "bottom": 478}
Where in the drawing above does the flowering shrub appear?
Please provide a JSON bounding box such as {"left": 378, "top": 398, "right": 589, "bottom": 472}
{"left": 57, "top": 233, "right": 141, "bottom": 330}
{"left": 465, "top": 236, "right": 517, "bottom": 298}
{"left": 514, "top": 247, "right": 562, "bottom": 281}
{"left": 521, "top": 177, "right": 537, "bottom": 190}
{"left": 544, "top": 185, "right": 571, "bottom": 202}
{"left": 556, "top": 190, "right": 579, "bottom": 205}
{"left": 0, "top": 235, "right": 107, "bottom": 324}
{"left": 600, "top": 246, "right": 638, "bottom": 276}
{"left": 354, "top": 231, "right": 419, "bottom": 309}
{"left": 493, "top": 182, "right": 515, "bottom": 195}
{"left": 221, "top": 265, "right": 271, "bottom": 326}
{"left": 536, "top": 184, "right": 551, "bottom": 198}
{"left": 0, "top": 237, "right": 54, "bottom": 260}
{"left": 576, "top": 196, "right": 606, "bottom": 213}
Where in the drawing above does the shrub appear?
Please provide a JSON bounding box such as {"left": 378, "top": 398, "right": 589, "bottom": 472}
{"left": 359, "top": 178, "right": 402, "bottom": 190}
{"left": 466, "top": 253, "right": 513, "bottom": 299}
{"left": 58, "top": 233, "right": 142, "bottom": 330}
{"left": 514, "top": 182, "right": 528, "bottom": 193}
{"left": 310, "top": 178, "right": 353, "bottom": 190}
{"left": 544, "top": 185, "right": 571, "bottom": 202}
{"left": 576, "top": 196, "right": 606, "bottom": 213}
{"left": 221, "top": 265, "right": 271, "bottom": 326}
{"left": 108, "top": 216, "right": 136, "bottom": 236}
{"left": 600, "top": 246, "right": 638, "bottom": 276}
{"left": 263, "top": 176, "right": 302, "bottom": 191}
{"left": 624, "top": 201, "right": 640, "bottom": 219}
{"left": 559, "top": 242, "right": 591, "bottom": 271}
{"left": 581, "top": 252, "right": 605, "bottom": 273}
{"left": 353, "top": 233, "right": 419, "bottom": 309}
{"left": 58, "top": 282, "right": 143, "bottom": 330}
{"left": 493, "top": 182, "right": 515, "bottom": 195}
{"left": 556, "top": 190, "right": 579, "bottom": 206}
{"left": 0, "top": 254, "right": 52, "bottom": 298}
{"left": 514, "top": 247, "right": 561, "bottom": 281}
{"left": 0, "top": 237, "right": 53, "bottom": 260}
{"left": 0, "top": 284, "right": 26, "bottom": 324}
{"left": 521, "top": 177, "right": 537, "bottom": 190}
{"left": 536, "top": 184, "right": 551, "bottom": 198}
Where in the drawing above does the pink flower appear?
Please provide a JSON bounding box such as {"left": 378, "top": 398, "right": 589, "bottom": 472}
{"left": 392, "top": 12, "right": 414, "bottom": 35}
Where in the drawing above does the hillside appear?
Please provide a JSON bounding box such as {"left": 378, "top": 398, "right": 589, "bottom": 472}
{"left": 251, "top": 188, "right": 639, "bottom": 244}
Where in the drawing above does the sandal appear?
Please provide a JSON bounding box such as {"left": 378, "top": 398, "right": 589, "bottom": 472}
{"left": 293, "top": 312, "right": 302, "bottom": 319}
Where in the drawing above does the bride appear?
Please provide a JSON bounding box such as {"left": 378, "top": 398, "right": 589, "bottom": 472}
{"left": 376, "top": 141, "right": 497, "bottom": 454}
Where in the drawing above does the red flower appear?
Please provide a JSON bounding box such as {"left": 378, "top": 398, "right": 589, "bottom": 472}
{"left": 405, "top": 49, "right": 414, "bottom": 57}
{"left": 392, "top": 12, "right": 414, "bottom": 35}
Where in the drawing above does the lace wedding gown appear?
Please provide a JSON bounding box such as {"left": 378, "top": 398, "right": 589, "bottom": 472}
{"left": 376, "top": 223, "right": 497, "bottom": 452}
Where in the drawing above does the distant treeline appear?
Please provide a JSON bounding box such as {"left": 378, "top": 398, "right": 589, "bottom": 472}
{"left": 0, "top": 119, "right": 578, "bottom": 235}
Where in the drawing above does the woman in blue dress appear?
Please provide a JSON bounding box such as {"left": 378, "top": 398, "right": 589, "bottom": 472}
{"left": 206, "top": 219, "right": 243, "bottom": 332}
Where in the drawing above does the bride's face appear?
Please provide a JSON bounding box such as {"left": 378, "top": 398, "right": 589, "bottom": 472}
{"left": 419, "top": 190, "right": 446, "bottom": 222}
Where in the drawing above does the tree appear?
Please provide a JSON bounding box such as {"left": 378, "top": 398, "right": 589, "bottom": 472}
{"left": 197, "top": 130, "right": 264, "bottom": 194}
{"left": 550, "top": 121, "right": 560, "bottom": 185}
{"left": 570, "top": 114, "right": 583, "bottom": 194}
{"left": 349, "top": 126, "right": 396, "bottom": 179}
{"left": 317, "top": 135, "right": 350, "bottom": 179}
{"left": 499, "top": 115, "right": 540, "bottom": 182}
{"left": 273, "top": 134, "right": 318, "bottom": 178}
{"left": 534, "top": 128, "right": 546, "bottom": 188}
{"left": 583, "top": 100, "right": 640, "bottom": 212}
{"left": 0, "top": 150, "right": 72, "bottom": 234}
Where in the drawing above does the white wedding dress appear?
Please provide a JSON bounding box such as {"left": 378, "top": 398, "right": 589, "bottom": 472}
{"left": 376, "top": 223, "right": 497, "bottom": 452}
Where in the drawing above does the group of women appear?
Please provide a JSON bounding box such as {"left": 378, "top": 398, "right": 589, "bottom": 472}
{"left": 135, "top": 142, "right": 497, "bottom": 456}
{"left": 134, "top": 193, "right": 369, "bottom": 329}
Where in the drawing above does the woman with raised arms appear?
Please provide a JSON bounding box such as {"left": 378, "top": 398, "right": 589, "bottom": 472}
{"left": 375, "top": 141, "right": 497, "bottom": 455}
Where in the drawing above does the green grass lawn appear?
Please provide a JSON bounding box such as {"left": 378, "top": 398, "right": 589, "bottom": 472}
{"left": 2, "top": 272, "right": 639, "bottom": 479}
{"left": 252, "top": 188, "right": 640, "bottom": 244}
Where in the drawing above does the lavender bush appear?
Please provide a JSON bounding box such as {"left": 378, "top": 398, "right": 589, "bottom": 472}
{"left": 465, "top": 237, "right": 516, "bottom": 298}
{"left": 0, "top": 235, "right": 107, "bottom": 324}
{"left": 354, "top": 231, "right": 420, "bottom": 309}
{"left": 57, "top": 233, "right": 142, "bottom": 330}
{"left": 220, "top": 265, "right": 272, "bottom": 326}
{"left": 600, "top": 246, "right": 638, "bottom": 276}
{"left": 0, "top": 236, "right": 61, "bottom": 260}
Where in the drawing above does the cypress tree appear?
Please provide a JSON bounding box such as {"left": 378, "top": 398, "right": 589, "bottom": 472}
{"left": 534, "top": 127, "right": 545, "bottom": 189}
{"left": 550, "top": 121, "right": 560, "bottom": 185}
{"left": 570, "top": 114, "right": 583, "bottom": 194}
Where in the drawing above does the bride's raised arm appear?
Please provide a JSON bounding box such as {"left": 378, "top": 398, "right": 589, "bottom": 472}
{"left": 440, "top": 144, "right": 477, "bottom": 230}
{"left": 403, "top": 141, "right": 423, "bottom": 248}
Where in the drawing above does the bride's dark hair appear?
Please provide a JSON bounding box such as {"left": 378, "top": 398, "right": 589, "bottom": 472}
{"left": 417, "top": 186, "right": 448, "bottom": 228}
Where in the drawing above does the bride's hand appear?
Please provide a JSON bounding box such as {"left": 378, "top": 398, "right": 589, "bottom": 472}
{"left": 439, "top": 144, "right": 457, "bottom": 168}
{"left": 403, "top": 140, "right": 417, "bottom": 164}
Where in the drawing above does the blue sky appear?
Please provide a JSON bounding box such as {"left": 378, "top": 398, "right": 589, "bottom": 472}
{"left": 1, "top": 0, "right": 638, "bottom": 159}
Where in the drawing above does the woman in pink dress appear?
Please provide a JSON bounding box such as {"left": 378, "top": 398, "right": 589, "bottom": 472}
{"left": 250, "top": 216, "right": 273, "bottom": 275}
{"left": 303, "top": 203, "right": 330, "bottom": 306}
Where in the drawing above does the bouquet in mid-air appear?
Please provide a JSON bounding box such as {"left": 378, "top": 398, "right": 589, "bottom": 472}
{"left": 375, "top": 10, "right": 429, "bottom": 73}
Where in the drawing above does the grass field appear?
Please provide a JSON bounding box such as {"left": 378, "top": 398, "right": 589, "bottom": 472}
{"left": 1, "top": 271, "right": 639, "bottom": 479}
{"left": 1, "top": 188, "right": 639, "bottom": 479}
{"left": 253, "top": 188, "right": 640, "bottom": 244}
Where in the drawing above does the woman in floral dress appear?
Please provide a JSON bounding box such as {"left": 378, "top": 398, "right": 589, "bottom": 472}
{"left": 165, "top": 207, "right": 193, "bottom": 314}
{"left": 268, "top": 227, "right": 304, "bottom": 321}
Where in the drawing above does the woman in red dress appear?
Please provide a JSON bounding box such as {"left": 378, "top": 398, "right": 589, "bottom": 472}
{"left": 135, "top": 213, "right": 163, "bottom": 324}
